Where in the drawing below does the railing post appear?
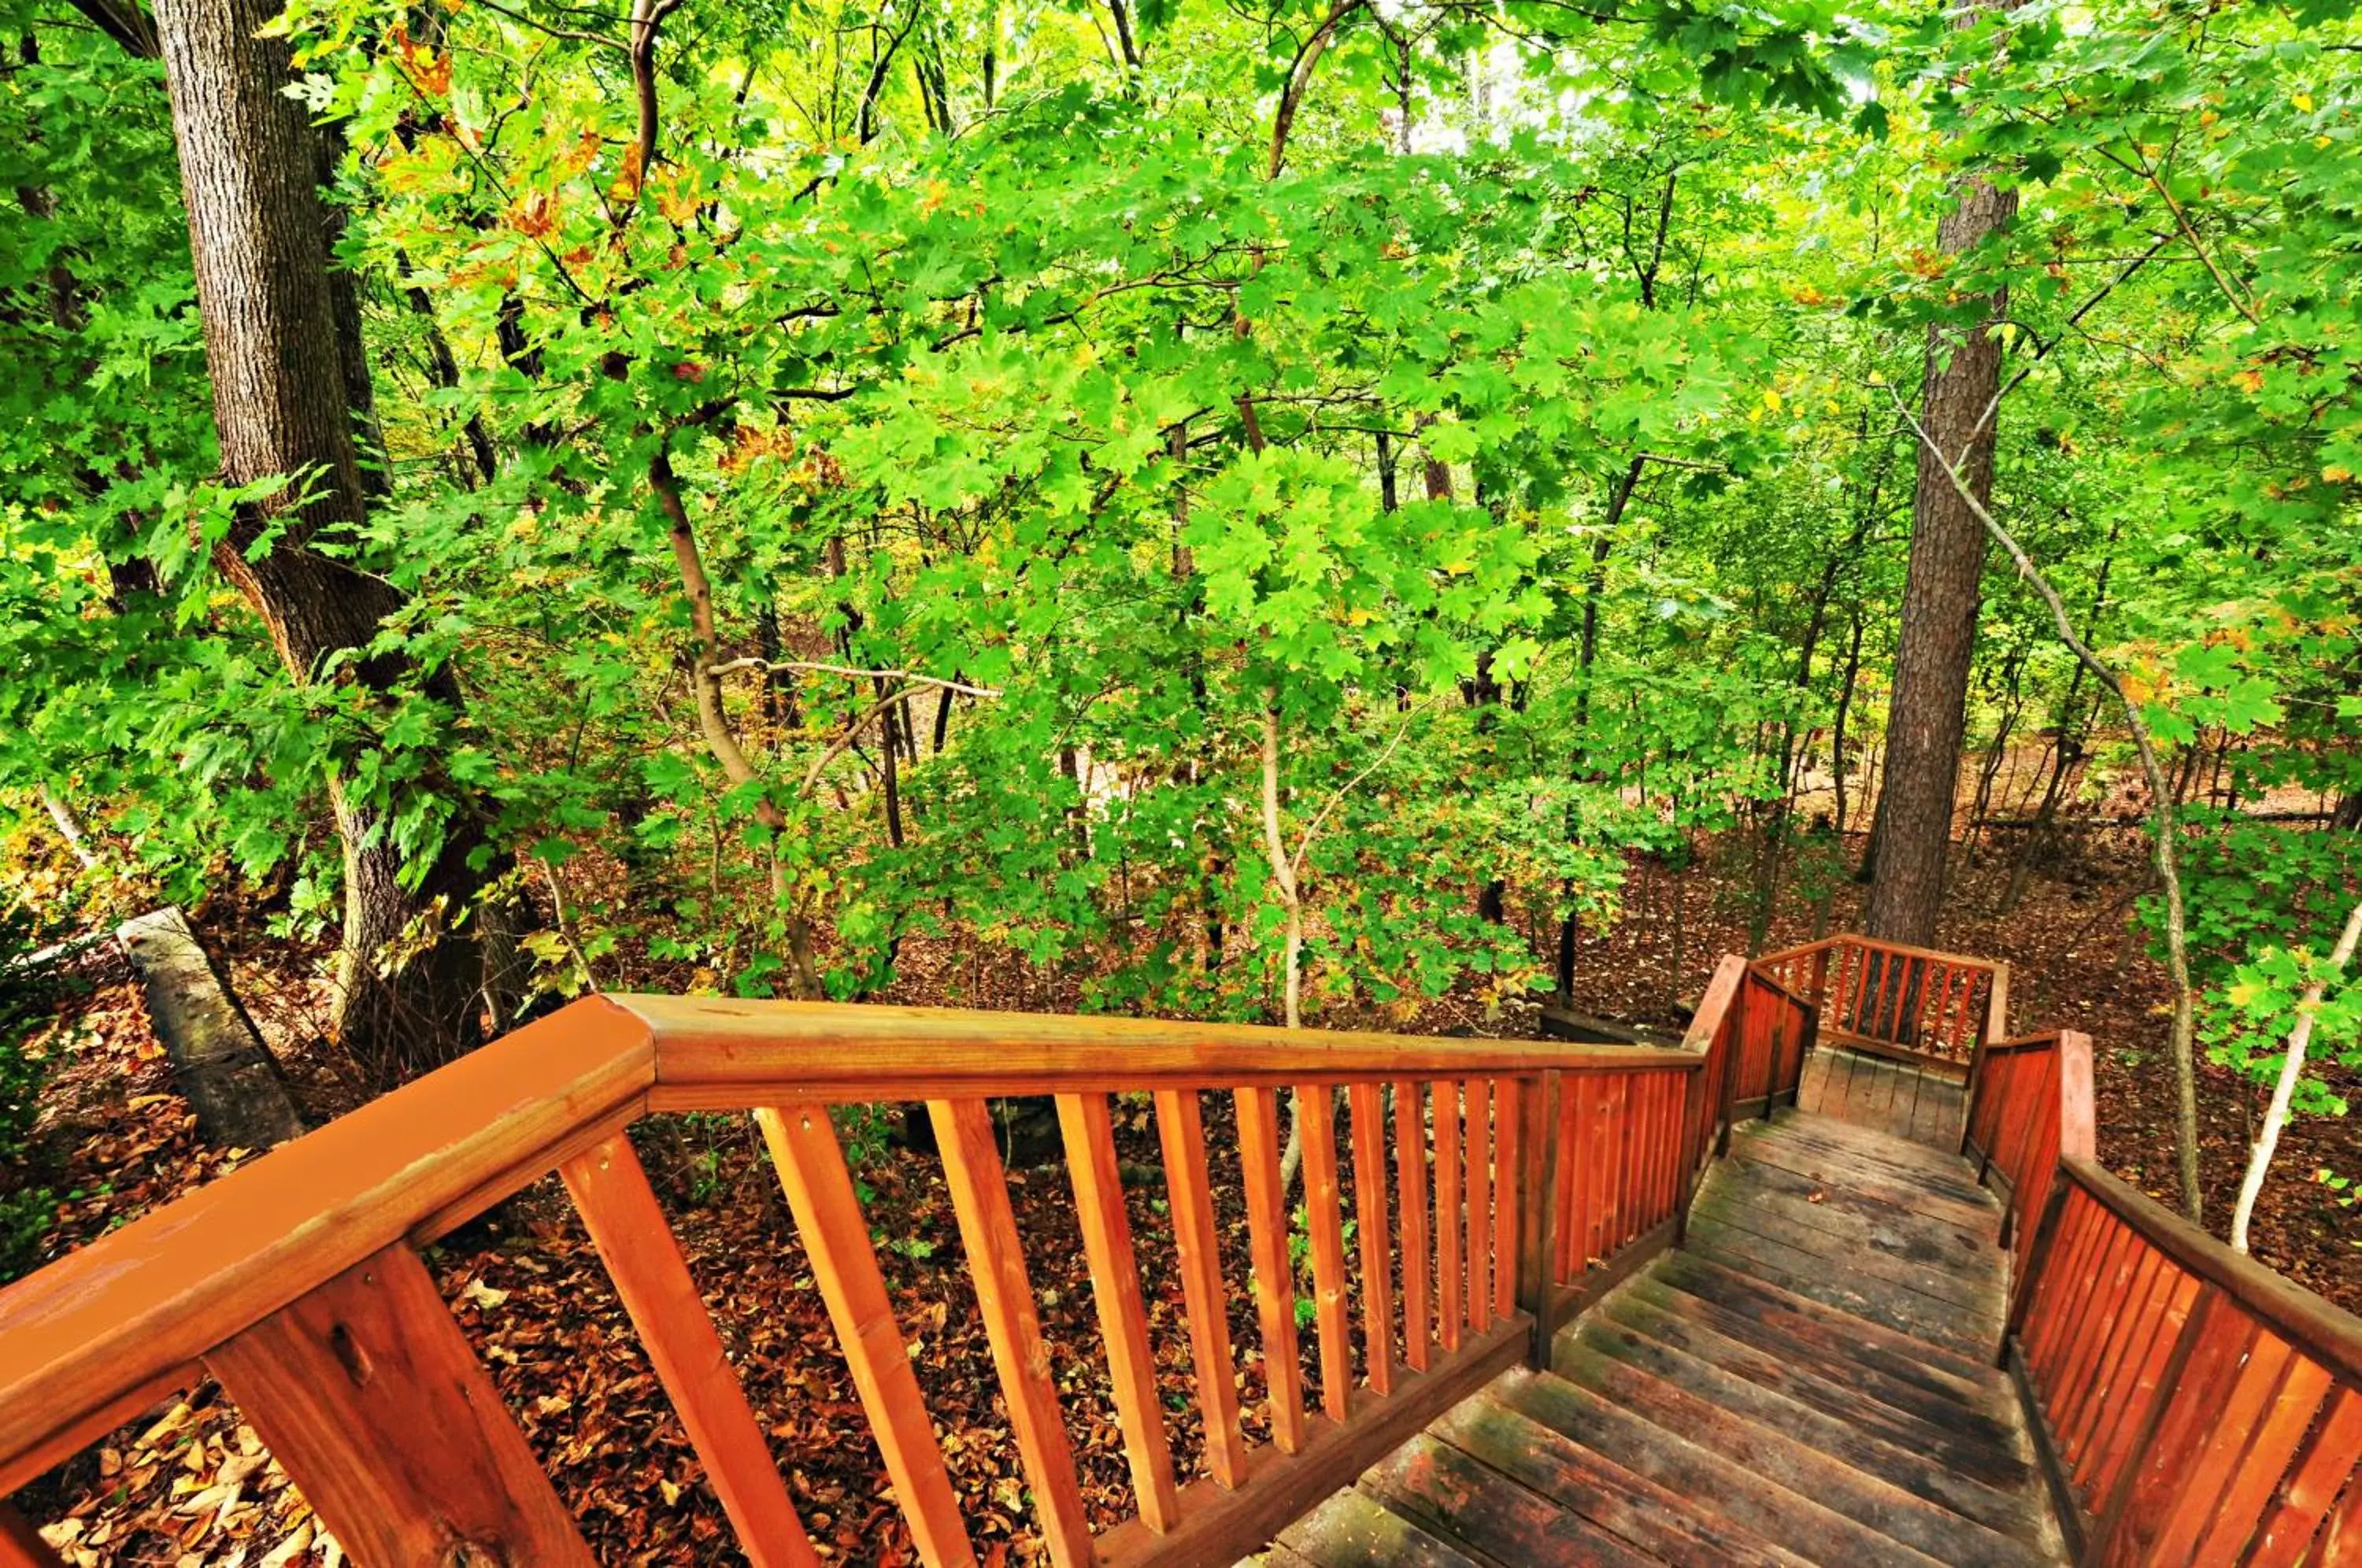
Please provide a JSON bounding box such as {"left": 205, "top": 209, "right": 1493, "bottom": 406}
{"left": 205, "top": 1244, "right": 596, "bottom": 1567}
{"left": 1714, "top": 980, "right": 1746, "bottom": 1159}
{"left": 2003, "top": 1164, "right": 2075, "bottom": 1348}
{"left": 1516, "top": 1071, "right": 1561, "bottom": 1368}
{"left": 1960, "top": 961, "right": 2008, "bottom": 1154}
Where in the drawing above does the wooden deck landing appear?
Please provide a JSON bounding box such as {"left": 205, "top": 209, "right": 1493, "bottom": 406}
{"left": 1262, "top": 1108, "right": 2064, "bottom": 1567}
{"left": 1796, "top": 1045, "right": 1968, "bottom": 1150}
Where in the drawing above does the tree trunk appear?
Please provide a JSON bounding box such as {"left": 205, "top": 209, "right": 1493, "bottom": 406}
{"left": 1864, "top": 133, "right": 2017, "bottom": 945}
{"left": 154, "top": 0, "right": 505, "bottom": 1083}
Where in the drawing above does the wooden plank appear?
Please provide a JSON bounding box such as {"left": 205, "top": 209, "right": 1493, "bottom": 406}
{"left": 755, "top": 1105, "right": 975, "bottom": 1566}
{"left": 2193, "top": 1355, "right": 2334, "bottom": 1564}
{"left": 630, "top": 995, "right": 1705, "bottom": 1106}
{"left": 1360, "top": 1431, "right": 1661, "bottom": 1567}
{"left": 2091, "top": 1287, "right": 2238, "bottom": 1562}
{"left": 1151, "top": 1089, "right": 1246, "bottom": 1490}
{"left": 0, "top": 997, "right": 655, "bottom": 1492}
{"left": 1275, "top": 1485, "right": 1483, "bottom": 1568}
{"left": 1464, "top": 1078, "right": 1490, "bottom": 1330}
{"left": 1056, "top": 1093, "right": 1180, "bottom": 1532}
{"left": 1514, "top": 1072, "right": 1557, "bottom": 1368}
{"left": 1434, "top": 1080, "right": 1464, "bottom": 1354}
{"left": 1491, "top": 1077, "right": 1520, "bottom": 1325}
{"left": 0, "top": 1502, "right": 62, "bottom": 1568}
{"left": 1346, "top": 1082, "right": 1395, "bottom": 1398}
{"left": 1553, "top": 1342, "right": 2038, "bottom": 1567}
{"left": 927, "top": 1099, "right": 1092, "bottom": 1566}
{"left": 1298, "top": 1085, "right": 1353, "bottom": 1424}
{"left": 1433, "top": 1394, "right": 1820, "bottom": 1568}
{"left": 1236, "top": 1085, "right": 1307, "bottom": 1454}
{"left": 1092, "top": 1320, "right": 1529, "bottom": 1568}
{"left": 205, "top": 1244, "right": 594, "bottom": 1568}
{"left": 1394, "top": 1081, "right": 1432, "bottom": 1374}
{"left": 2148, "top": 1328, "right": 2297, "bottom": 1562}
{"left": 561, "top": 1132, "right": 816, "bottom": 1566}
{"left": 2246, "top": 1385, "right": 2362, "bottom": 1568}
{"left": 1562, "top": 1074, "right": 1593, "bottom": 1279}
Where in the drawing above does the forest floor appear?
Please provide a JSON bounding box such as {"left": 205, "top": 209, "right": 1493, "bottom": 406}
{"left": 8, "top": 827, "right": 2356, "bottom": 1565}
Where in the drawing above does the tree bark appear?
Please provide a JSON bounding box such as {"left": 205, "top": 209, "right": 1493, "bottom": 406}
{"left": 154, "top": 0, "right": 506, "bottom": 1083}
{"left": 1864, "top": 124, "right": 2017, "bottom": 945}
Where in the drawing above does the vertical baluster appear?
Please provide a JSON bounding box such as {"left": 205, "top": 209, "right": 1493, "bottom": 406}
{"left": 1656, "top": 1072, "right": 1683, "bottom": 1224}
{"left": 757, "top": 1107, "right": 975, "bottom": 1566}
{"left": 205, "top": 1244, "right": 597, "bottom": 1568}
{"left": 2059, "top": 1247, "right": 2165, "bottom": 1468}
{"left": 2, "top": 1503, "right": 61, "bottom": 1568}
{"left": 1235, "top": 1087, "right": 1307, "bottom": 1452}
{"left": 2191, "top": 1356, "right": 2334, "bottom": 1565}
{"left": 1561, "top": 1074, "right": 1592, "bottom": 1280}
{"left": 1591, "top": 1073, "right": 1624, "bottom": 1258}
{"left": 927, "top": 1100, "right": 1093, "bottom": 1565}
{"left": 1150, "top": 1089, "right": 1247, "bottom": 1488}
{"left": 1347, "top": 1082, "right": 1395, "bottom": 1396}
{"left": 1559, "top": 1077, "right": 1578, "bottom": 1285}
{"left": 1435, "top": 1080, "right": 1464, "bottom": 1353}
{"left": 1620, "top": 1071, "right": 1649, "bottom": 1248}
{"left": 1464, "top": 1078, "right": 1490, "bottom": 1330}
{"left": 1298, "top": 1084, "right": 1352, "bottom": 1422}
{"left": 563, "top": 1133, "right": 817, "bottom": 1565}
{"left": 2095, "top": 1290, "right": 2256, "bottom": 1563}
{"left": 1393, "top": 1080, "right": 1432, "bottom": 1372}
{"left": 2245, "top": 1386, "right": 2362, "bottom": 1567}
{"left": 2083, "top": 1270, "right": 2199, "bottom": 1511}
{"left": 1492, "top": 1077, "right": 1520, "bottom": 1324}
{"left": 1055, "top": 1093, "right": 1179, "bottom": 1531}
{"left": 2049, "top": 1219, "right": 2138, "bottom": 1433}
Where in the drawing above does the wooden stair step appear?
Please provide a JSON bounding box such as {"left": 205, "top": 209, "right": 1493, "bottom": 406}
{"left": 1653, "top": 1254, "right": 2005, "bottom": 1406}
{"left": 1275, "top": 1487, "right": 1486, "bottom": 1568}
{"left": 1553, "top": 1344, "right": 2047, "bottom": 1568}
{"left": 1725, "top": 1139, "right": 1998, "bottom": 1231}
{"left": 1769, "top": 1110, "right": 1979, "bottom": 1174}
{"left": 1431, "top": 1389, "right": 1819, "bottom": 1568}
{"left": 1679, "top": 1224, "right": 2001, "bottom": 1360}
{"left": 1567, "top": 1315, "right": 2042, "bottom": 1538}
{"left": 1746, "top": 1126, "right": 1991, "bottom": 1208}
{"left": 1357, "top": 1432, "right": 1663, "bottom": 1568}
{"left": 1494, "top": 1366, "right": 1949, "bottom": 1568}
{"left": 1707, "top": 1149, "right": 2000, "bottom": 1256}
{"left": 1731, "top": 1131, "right": 1996, "bottom": 1219}
{"left": 1605, "top": 1281, "right": 2027, "bottom": 1477}
{"left": 1685, "top": 1197, "right": 2004, "bottom": 1322}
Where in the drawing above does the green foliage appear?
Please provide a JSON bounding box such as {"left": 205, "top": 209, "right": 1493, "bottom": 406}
{"left": 1, "top": 0, "right": 2356, "bottom": 1137}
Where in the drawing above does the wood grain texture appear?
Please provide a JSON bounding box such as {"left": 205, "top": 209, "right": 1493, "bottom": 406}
{"left": 1298, "top": 1085, "right": 1353, "bottom": 1423}
{"left": 1237, "top": 1085, "right": 1307, "bottom": 1454}
{"left": 1463, "top": 1078, "right": 1490, "bottom": 1332}
{"left": 755, "top": 1104, "right": 974, "bottom": 1566}
{"left": 561, "top": 1132, "right": 816, "bottom": 1566}
{"left": 1153, "top": 1089, "right": 1247, "bottom": 1488}
{"left": 1433, "top": 1081, "right": 1463, "bottom": 1355}
{"left": 205, "top": 1244, "right": 594, "bottom": 1567}
{"left": 0, "top": 997, "right": 653, "bottom": 1492}
{"left": 1056, "top": 1092, "right": 1179, "bottom": 1533}
{"left": 1394, "top": 1081, "right": 1433, "bottom": 1374}
{"left": 1347, "top": 1082, "right": 1395, "bottom": 1397}
{"left": 927, "top": 1098, "right": 1093, "bottom": 1566}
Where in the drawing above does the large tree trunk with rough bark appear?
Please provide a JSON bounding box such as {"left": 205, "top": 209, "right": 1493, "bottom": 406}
{"left": 153, "top": 0, "right": 510, "bottom": 1084}
{"left": 1864, "top": 137, "right": 2017, "bottom": 947}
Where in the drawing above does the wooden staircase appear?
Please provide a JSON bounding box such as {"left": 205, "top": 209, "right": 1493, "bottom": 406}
{"left": 1265, "top": 1109, "right": 2068, "bottom": 1567}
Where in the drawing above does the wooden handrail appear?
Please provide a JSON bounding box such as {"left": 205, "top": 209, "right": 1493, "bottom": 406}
{"left": 1, "top": 975, "right": 1810, "bottom": 1566}
{"left": 2063, "top": 1156, "right": 2362, "bottom": 1385}
{"left": 1969, "top": 993, "right": 2361, "bottom": 1562}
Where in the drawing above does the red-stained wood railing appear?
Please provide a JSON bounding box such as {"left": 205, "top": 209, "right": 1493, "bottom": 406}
{"left": 1974, "top": 1019, "right": 2362, "bottom": 1562}
{"left": 0, "top": 971, "right": 1813, "bottom": 1568}
{"left": 1757, "top": 934, "right": 2004, "bottom": 1073}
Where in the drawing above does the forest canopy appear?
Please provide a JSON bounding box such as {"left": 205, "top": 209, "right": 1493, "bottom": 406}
{"left": 4, "top": 0, "right": 2360, "bottom": 1248}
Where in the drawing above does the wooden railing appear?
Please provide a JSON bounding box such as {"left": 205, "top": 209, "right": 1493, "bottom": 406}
{"left": 1975, "top": 1021, "right": 2362, "bottom": 1563}
{"left": 0, "top": 969, "right": 1816, "bottom": 1567}
{"left": 1756, "top": 934, "right": 2005, "bottom": 1071}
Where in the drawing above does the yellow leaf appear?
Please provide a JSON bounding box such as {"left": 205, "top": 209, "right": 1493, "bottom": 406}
{"left": 1763, "top": 388, "right": 1783, "bottom": 412}
{"left": 2294, "top": 91, "right": 2316, "bottom": 112}
{"left": 2327, "top": 465, "right": 2355, "bottom": 483}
